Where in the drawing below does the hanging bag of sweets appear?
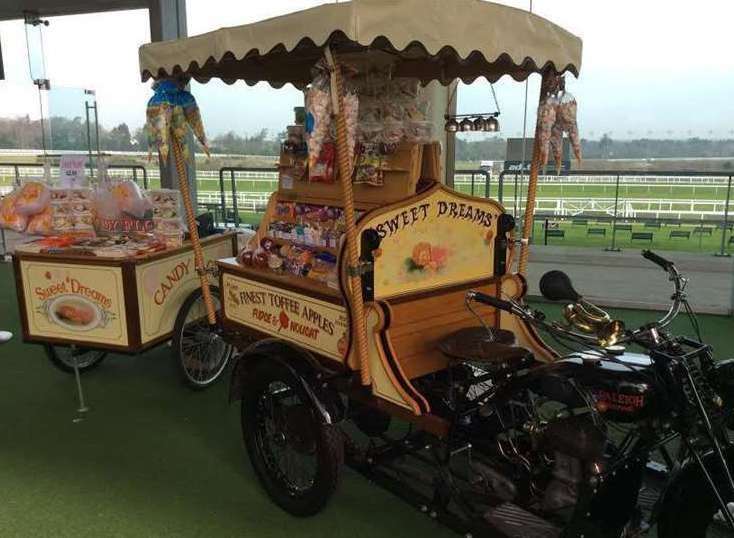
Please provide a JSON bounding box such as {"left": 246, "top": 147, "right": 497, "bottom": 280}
{"left": 305, "top": 61, "right": 333, "bottom": 172}
{"left": 146, "top": 80, "right": 210, "bottom": 163}
{"left": 309, "top": 142, "right": 336, "bottom": 183}
{"left": 541, "top": 76, "right": 583, "bottom": 172}
{"left": 305, "top": 59, "right": 359, "bottom": 181}
{"left": 538, "top": 94, "right": 559, "bottom": 168}
{"left": 557, "top": 90, "right": 582, "bottom": 163}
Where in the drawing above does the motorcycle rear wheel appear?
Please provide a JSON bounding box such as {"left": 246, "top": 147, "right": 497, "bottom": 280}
{"left": 241, "top": 360, "right": 343, "bottom": 517}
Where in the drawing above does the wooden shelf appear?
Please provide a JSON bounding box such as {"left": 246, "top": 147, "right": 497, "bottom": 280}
{"left": 276, "top": 190, "right": 381, "bottom": 211}
{"left": 218, "top": 257, "right": 343, "bottom": 302}
{"left": 13, "top": 232, "right": 236, "bottom": 265}
{"left": 277, "top": 142, "right": 424, "bottom": 207}
{"left": 266, "top": 236, "right": 340, "bottom": 257}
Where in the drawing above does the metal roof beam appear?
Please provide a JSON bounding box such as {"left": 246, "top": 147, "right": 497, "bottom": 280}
{"left": 0, "top": 1, "right": 148, "bottom": 22}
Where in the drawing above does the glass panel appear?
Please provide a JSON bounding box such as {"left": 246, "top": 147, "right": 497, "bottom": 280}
{"left": 0, "top": 81, "right": 45, "bottom": 151}
{"left": 23, "top": 17, "right": 47, "bottom": 82}
{"left": 45, "top": 87, "right": 96, "bottom": 153}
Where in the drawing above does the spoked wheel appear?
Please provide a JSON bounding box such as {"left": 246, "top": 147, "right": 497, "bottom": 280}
{"left": 241, "top": 360, "right": 343, "bottom": 516}
{"left": 657, "top": 460, "right": 734, "bottom": 538}
{"left": 659, "top": 499, "right": 734, "bottom": 538}
{"left": 44, "top": 344, "right": 107, "bottom": 373}
{"left": 710, "top": 504, "right": 734, "bottom": 538}
{"left": 172, "top": 285, "right": 234, "bottom": 390}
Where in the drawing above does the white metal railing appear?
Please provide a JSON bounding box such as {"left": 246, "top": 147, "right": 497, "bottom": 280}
{"left": 0, "top": 166, "right": 146, "bottom": 181}
{"left": 533, "top": 197, "right": 728, "bottom": 219}
{"left": 533, "top": 174, "right": 731, "bottom": 185}
{"left": 1, "top": 164, "right": 729, "bottom": 222}
{"left": 196, "top": 190, "right": 271, "bottom": 212}
{"left": 2, "top": 165, "right": 728, "bottom": 187}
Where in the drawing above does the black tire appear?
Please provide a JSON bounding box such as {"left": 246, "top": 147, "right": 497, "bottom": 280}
{"left": 172, "top": 285, "right": 234, "bottom": 390}
{"left": 658, "top": 455, "right": 734, "bottom": 538}
{"left": 241, "top": 359, "right": 343, "bottom": 517}
{"left": 44, "top": 344, "right": 107, "bottom": 373}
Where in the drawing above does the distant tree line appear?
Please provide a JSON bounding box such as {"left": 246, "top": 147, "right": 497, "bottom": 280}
{"left": 206, "top": 129, "right": 282, "bottom": 155}
{"left": 582, "top": 134, "right": 734, "bottom": 159}
{"left": 0, "top": 115, "right": 147, "bottom": 152}
{"left": 0, "top": 116, "right": 732, "bottom": 160}
{"left": 0, "top": 116, "right": 283, "bottom": 155}
{"left": 455, "top": 134, "right": 734, "bottom": 161}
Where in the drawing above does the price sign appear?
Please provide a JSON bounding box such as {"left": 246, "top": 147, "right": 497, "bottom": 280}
{"left": 59, "top": 155, "right": 88, "bottom": 187}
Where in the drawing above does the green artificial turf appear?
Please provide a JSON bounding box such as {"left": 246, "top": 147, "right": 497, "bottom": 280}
{"left": 0, "top": 260, "right": 731, "bottom": 537}
{"left": 0, "top": 262, "right": 454, "bottom": 538}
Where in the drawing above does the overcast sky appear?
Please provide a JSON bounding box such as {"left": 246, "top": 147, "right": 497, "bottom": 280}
{"left": 0, "top": 0, "right": 732, "bottom": 140}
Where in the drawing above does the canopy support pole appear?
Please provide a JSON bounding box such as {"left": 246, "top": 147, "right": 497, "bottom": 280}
{"left": 324, "top": 47, "right": 371, "bottom": 387}
{"left": 173, "top": 138, "right": 217, "bottom": 325}
{"left": 149, "top": 0, "right": 197, "bottom": 198}
{"left": 518, "top": 72, "right": 555, "bottom": 276}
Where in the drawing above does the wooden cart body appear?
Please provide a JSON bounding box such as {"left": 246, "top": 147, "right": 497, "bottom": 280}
{"left": 14, "top": 232, "right": 237, "bottom": 353}
{"left": 218, "top": 155, "right": 554, "bottom": 416}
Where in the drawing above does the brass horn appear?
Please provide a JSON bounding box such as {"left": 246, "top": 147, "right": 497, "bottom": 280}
{"left": 562, "top": 300, "right": 625, "bottom": 347}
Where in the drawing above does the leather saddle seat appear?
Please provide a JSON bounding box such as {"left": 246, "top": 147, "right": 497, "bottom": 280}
{"left": 438, "top": 327, "right": 532, "bottom": 372}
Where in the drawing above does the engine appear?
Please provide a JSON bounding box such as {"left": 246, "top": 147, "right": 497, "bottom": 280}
{"left": 414, "top": 364, "right": 607, "bottom": 520}
{"left": 469, "top": 407, "right": 606, "bottom": 518}
{"left": 539, "top": 415, "right": 606, "bottom": 512}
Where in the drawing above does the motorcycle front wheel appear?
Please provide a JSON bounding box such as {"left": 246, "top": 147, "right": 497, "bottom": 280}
{"left": 657, "top": 455, "right": 734, "bottom": 537}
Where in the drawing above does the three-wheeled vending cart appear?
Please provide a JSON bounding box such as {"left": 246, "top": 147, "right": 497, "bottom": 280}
{"left": 139, "top": 0, "right": 584, "bottom": 533}
{"left": 13, "top": 232, "right": 238, "bottom": 388}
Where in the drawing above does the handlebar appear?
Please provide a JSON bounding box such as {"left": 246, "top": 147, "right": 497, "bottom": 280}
{"left": 642, "top": 249, "right": 674, "bottom": 272}
{"left": 467, "top": 291, "right": 516, "bottom": 313}
{"left": 466, "top": 250, "right": 687, "bottom": 351}
{"left": 639, "top": 250, "right": 686, "bottom": 332}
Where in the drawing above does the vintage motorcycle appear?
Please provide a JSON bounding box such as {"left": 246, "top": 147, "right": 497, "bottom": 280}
{"left": 449, "top": 249, "right": 734, "bottom": 537}
{"left": 238, "top": 250, "right": 734, "bottom": 538}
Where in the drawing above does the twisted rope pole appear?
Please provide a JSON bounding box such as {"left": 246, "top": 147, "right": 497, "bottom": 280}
{"left": 324, "top": 47, "right": 371, "bottom": 386}
{"left": 172, "top": 138, "right": 217, "bottom": 325}
{"left": 518, "top": 72, "right": 555, "bottom": 276}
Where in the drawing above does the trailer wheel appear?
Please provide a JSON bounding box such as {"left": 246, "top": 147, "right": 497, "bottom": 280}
{"left": 241, "top": 360, "right": 343, "bottom": 517}
{"left": 173, "top": 285, "right": 234, "bottom": 390}
{"left": 44, "top": 344, "right": 107, "bottom": 373}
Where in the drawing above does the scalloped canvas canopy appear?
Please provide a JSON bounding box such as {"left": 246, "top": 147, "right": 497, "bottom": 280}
{"left": 138, "top": 0, "right": 582, "bottom": 87}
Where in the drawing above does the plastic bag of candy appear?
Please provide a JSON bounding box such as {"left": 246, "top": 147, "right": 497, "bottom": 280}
{"left": 305, "top": 65, "right": 332, "bottom": 170}
{"left": 309, "top": 142, "right": 336, "bottom": 183}
{"left": 405, "top": 121, "right": 434, "bottom": 144}
{"left": 26, "top": 205, "right": 55, "bottom": 235}
{"left": 14, "top": 182, "right": 50, "bottom": 216}
{"left": 96, "top": 180, "right": 153, "bottom": 220}
{"left": 0, "top": 191, "right": 28, "bottom": 232}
